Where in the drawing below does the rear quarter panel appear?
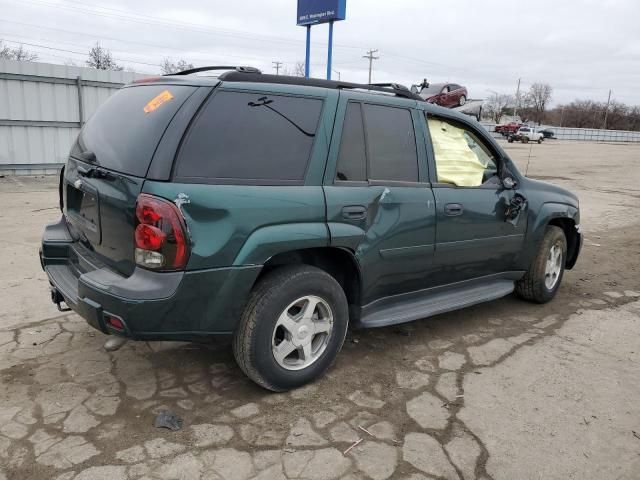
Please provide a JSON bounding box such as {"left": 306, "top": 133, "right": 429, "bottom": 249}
{"left": 142, "top": 183, "right": 329, "bottom": 269}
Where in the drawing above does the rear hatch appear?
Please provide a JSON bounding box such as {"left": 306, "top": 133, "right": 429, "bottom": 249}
{"left": 63, "top": 83, "right": 197, "bottom": 276}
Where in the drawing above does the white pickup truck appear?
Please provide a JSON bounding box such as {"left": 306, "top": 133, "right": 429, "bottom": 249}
{"left": 508, "top": 126, "right": 544, "bottom": 144}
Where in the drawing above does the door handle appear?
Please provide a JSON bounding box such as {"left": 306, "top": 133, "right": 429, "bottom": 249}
{"left": 342, "top": 205, "right": 367, "bottom": 220}
{"left": 444, "top": 203, "right": 464, "bottom": 216}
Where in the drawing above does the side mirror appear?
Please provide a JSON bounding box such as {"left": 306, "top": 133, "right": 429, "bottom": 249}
{"left": 499, "top": 158, "right": 517, "bottom": 189}
{"left": 502, "top": 176, "right": 517, "bottom": 190}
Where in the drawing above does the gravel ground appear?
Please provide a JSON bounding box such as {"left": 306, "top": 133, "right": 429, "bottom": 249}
{"left": 1, "top": 140, "right": 639, "bottom": 480}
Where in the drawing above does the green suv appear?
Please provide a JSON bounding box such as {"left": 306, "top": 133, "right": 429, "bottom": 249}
{"left": 41, "top": 67, "right": 582, "bottom": 391}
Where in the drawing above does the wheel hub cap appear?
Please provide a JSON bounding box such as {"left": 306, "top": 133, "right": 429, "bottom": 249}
{"left": 271, "top": 295, "right": 334, "bottom": 371}
{"left": 544, "top": 243, "right": 563, "bottom": 290}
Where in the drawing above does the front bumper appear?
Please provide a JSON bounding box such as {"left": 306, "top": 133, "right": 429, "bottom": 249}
{"left": 41, "top": 217, "right": 261, "bottom": 340}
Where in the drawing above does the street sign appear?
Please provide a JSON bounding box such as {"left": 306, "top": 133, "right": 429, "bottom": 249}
{"left": 297, "top": 0, "right": 346, "bottom": 26}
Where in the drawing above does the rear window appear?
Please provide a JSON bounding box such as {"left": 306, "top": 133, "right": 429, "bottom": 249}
{"left": 72, "top": 85, "right": 196, "bottom": 177}
{"left": 175, "top": 91, "right": 323, "bottom": 184}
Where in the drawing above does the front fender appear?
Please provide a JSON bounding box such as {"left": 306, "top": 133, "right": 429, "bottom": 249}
{"left": 232, "top": 223, "right": 329, "bottom": 266}
{"left": 520, "top": 202, "right": 579, "bottom": 268}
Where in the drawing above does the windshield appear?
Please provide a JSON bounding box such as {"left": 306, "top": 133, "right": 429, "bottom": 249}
{"left": 420, "top": 84, "right": 445, "bottom": 95}
{"left": 72, "top": 84, "right": 196, "bottom": 177}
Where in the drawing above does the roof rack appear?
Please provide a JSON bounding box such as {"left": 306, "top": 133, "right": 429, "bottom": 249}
{"left": 218, "top": 70, "right": 423, "bottom": 101}
{"left": 170, "top": 66, "right": 262, "bottom": 76}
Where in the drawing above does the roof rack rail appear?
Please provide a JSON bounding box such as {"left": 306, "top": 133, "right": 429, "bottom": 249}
{"left": 216, "top": 71, "right": 424, "bottom": 101}
{"left": 369, "top": 82, "right": 411, "bottom": 91}
{"left": 170, "top": 66, "right": 262, "bottom": 76}
{"left": 337, "top": 83, "right": 421, "bottom": 100}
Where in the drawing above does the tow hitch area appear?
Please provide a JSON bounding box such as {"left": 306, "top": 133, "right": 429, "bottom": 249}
{"left": 50, "top": 288, "right": 71, "bottom": 312}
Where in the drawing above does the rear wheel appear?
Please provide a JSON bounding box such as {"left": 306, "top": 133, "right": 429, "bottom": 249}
{"left": 459, "top": 95, "right": 466, "bottom": 106}
{"left": 516, "top": 226, "right": 567, "bottom": 303}
{"left": 232, "top": 265, "right": 349, "bottom": 391}
{"left": 538, "top": 137, "right": 543, "bottom": 144}
{"left": 522, "top": 136, "right": 529, "bottom": 144}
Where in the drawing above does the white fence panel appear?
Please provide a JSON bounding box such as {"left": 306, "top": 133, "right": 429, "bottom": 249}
{"left": 0, "top": 59, "right": 146, "bottom": 174}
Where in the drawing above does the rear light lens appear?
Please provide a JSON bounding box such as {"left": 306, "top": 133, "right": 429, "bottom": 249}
{"left": 105, "top": 314, "right": 125, "bottom": 331}
{"left": 134, "top": 194, "right": 190, "bottom": 270}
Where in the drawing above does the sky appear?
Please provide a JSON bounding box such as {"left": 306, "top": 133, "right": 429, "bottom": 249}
{"left": 2, "top": 0, "right": 640, "bottom": 106}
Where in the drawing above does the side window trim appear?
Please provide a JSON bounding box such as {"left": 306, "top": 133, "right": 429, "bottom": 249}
{"left": 425, "top": 113, "right": 501, "bottom": 189}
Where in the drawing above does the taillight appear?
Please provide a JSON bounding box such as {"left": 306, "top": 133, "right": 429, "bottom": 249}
{"left": 134, "top": 194, "right": 190, "bottom": 270}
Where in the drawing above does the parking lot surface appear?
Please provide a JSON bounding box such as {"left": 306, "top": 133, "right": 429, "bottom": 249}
{"left": 1, "top": 140, "right": 639, "bottom": 480}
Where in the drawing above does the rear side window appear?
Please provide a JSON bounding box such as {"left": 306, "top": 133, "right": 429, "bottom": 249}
{"left": 73, "top": 85, "right": 196, "bottom": 177}
{"left": 335, "top": 103, "right": 367, "bottom": 181}
{"left": 176, "top": 91, "right": 323, "bottom": 183}
{"left": 362, "top": 104, "right": 418, "bottom": 182}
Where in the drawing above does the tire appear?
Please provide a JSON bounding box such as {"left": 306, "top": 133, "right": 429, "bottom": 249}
{"left": 508, "top": 136, "right": 514, "bottom": 143}
{"left": 232, "top": 265, "right": 349, "bottom": 391}
{"left": 522, "top": 136, "right": 529, "bottom": 144}
{"left": 516, "top": 226, "right": 567, "bottom": 303}
{"left": 459, "top": 95, "right": 466, "bottom": 106}
{"left": 537, "top": 138, "right": 543, "bottom": 144}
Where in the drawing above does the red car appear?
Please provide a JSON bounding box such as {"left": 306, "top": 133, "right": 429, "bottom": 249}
{"left": 494, "top": 122, "right": 523, "bottom": 136}
{"left": 419, "top": 82, "right": 468, "bottom": 108}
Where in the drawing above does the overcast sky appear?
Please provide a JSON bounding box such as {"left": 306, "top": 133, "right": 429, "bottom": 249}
{"left": 2, "top": 0, "right": 640, "bottom": 106}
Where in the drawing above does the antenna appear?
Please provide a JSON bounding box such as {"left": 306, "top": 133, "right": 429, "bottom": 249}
{"left": 525, "top": 137, "right": 534, "bottom": 176}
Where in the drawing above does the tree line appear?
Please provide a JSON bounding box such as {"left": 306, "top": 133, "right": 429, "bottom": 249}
{"left": 484, "top": 82, "right": 640, "bottom": 131}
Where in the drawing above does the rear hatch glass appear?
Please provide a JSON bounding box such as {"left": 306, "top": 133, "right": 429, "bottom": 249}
{"left": 64, "top": 84, "right": 197, "bottom": 276}
{"left": 72, "top": 84, "right": 196, "bottom": 177}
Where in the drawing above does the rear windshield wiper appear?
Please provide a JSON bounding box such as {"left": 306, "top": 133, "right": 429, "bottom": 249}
{"left": 70, "top": 150, "right": 98, "bottom": 164}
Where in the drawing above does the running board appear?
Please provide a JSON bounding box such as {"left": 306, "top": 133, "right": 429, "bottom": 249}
{"left": 359, "top": 280, "right": 515, "bottom": 328}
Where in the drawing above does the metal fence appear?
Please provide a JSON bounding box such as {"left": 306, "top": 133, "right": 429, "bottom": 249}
{"left": 480, "top": 122, "right": 640, "bottom": 143}
{"left": 0, "top": 59, "right": 145, "bottom": 174}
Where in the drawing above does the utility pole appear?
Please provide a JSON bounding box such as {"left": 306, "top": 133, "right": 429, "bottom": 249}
{"left": 333, "top": 70, "right": 341, "bottom": 81}
{"left": 272, "top": 61, "right": 283, "bottom": 75}
{"left": 603, "top": 89, "right": 612, "bottom": 130}
{"left": 363, "top": 49, "right": 379, "bottom": 84}
{"left": 513, "top": 78, "right": 521, "bottom": 118}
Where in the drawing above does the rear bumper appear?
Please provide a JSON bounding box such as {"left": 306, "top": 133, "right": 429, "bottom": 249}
{"left": 41, "top": 217, "right": 261, "bottom": 340}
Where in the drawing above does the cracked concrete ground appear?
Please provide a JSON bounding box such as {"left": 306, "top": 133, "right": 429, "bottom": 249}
{"left": 1, "top": 140, "right": 639, "bottom": 480}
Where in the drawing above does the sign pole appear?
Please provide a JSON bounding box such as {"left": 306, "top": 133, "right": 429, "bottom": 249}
{"left": 326, "top": 20, "right": 334, "bottom": 80}
{"left": 305, "top": 25, "right": 311, "bottom": 78}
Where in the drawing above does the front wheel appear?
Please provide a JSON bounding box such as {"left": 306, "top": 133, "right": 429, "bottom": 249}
{"left": 516, "top": 226, "right": 567, "bottom": 303}
{"left": 232, "top": 265, "right": 349, "bottom": 391}
{"left": 538, "top": 138, "right": 543, "bottom": 144}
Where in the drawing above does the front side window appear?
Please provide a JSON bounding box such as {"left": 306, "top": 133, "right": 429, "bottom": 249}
{"left": 176, "top": 91, "right": 323, "bottom": 183}
{"left": 427, "top": 116, "right": 498, "bottom": 187}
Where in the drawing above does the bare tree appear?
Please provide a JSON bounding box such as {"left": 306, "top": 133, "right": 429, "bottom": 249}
{"left": 0, "top": 40, "right": 38, "bottom": 61}
{"left": 485, "top": 93, "right": 513, "bottom": 123}
{"left": 86, "top": 42, "right": 122, "bottom": 71}
{"left": 526, "top": 83, "right": 553, "bottom": 124}
{"left": 160, "top": 58, "right": 194, "bottom": 75}
{"left": 293, "top": 61, "right": 306, "bottom": 77}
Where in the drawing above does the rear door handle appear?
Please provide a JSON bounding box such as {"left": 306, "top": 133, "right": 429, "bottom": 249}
{"left": 444, "top": 203, "right": 464, "bottom": 216}
{"left": 342, "top": 205, "right": 367, "bottom": 220}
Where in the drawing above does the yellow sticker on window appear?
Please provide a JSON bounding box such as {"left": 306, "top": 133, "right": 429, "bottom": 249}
{"left": 143, "top": 90, "right": 174, "bottom": 114}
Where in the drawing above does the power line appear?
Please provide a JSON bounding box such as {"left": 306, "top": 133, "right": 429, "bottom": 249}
{"left": 0, "top": 20, "right": 338, "bottom": 68}
{"left": 0, "top": 38, "right": 162, "bottom": 68}
{"left": 363, "top": 49, "right": 379, "bottom": 84}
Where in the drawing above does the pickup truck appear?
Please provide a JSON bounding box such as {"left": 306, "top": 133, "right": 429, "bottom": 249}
{"left": 508, "top": 126, "right": 544, "bottom": 144}
{"left": 495, "top": 122, "right": 522, "bottom": 136}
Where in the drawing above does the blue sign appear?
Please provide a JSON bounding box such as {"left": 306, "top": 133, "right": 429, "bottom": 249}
{"left": 297, "top": 0, "right": 346, "bottom": 26}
